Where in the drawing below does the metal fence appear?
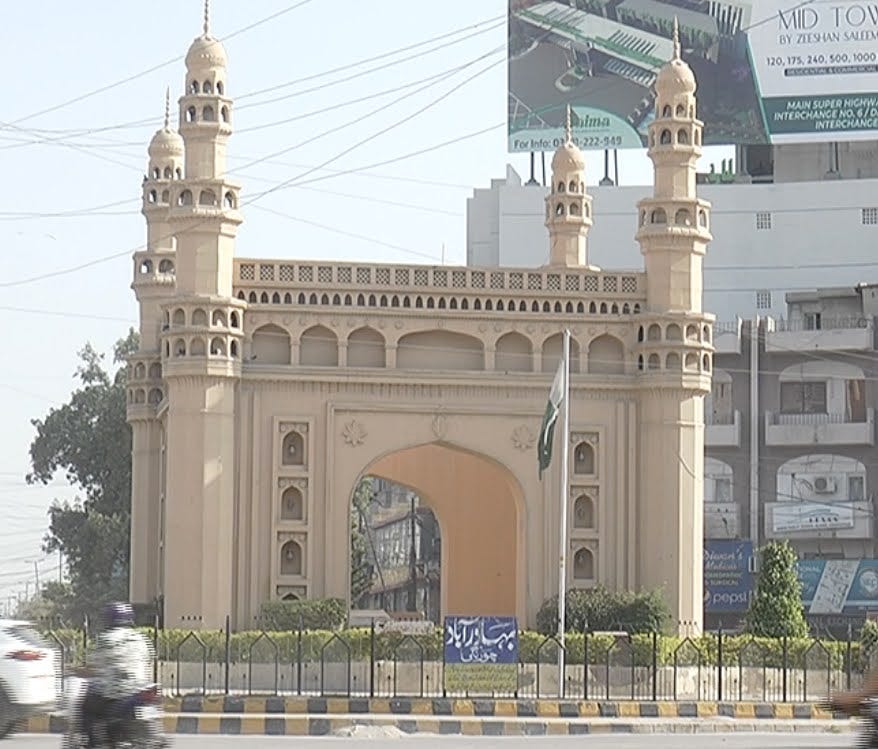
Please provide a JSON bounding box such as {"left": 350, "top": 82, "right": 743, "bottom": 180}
{"left": 42, "top": 623, "right": 878, "bottom": 702}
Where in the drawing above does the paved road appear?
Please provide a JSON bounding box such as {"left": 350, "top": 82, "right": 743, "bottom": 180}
{"left": 0, "top": 735, "right": 856, "bottom": 748}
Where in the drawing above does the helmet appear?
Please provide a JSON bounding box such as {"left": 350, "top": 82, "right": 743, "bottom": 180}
{"left": 103, "top": 602, "right": 135, "bottom": 628}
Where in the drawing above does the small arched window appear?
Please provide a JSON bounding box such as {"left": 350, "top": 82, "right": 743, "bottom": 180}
{"left": 221, "top": 106, "right": 229, "bottom": 123}
{"left": 568, "top": 180, "right": 577, "bottom": 193}
{"left": 648, "top": 353, "right": 660, "bottom": 370}
{"left": 695, "top": 129, "right": 701, "bottom": 146}
{"left": 637, "top": 326, "right": 644, "bottom": 342}
{"left": 178, "top": 189, "right": 193, "bottom": 206}
{"left": 152, "top": 167, "right": 160, "bottom": 180}
{"left": 660, "top": 129, "right": 672, "bottom": 145}
{"left": 202, "top": 106, "right": 215, "bottom": 122}
{"left": 190, "top": 338, "right": 206, "bottom": 357}
{"left": 703, "top": 354, "right": 712, "bottom": 372}
{"left": 281, "top": 487, "right": 304, "bottom": 521}
{"left": 230, "top": 340, "right": 239, "bottom": 358}
{"left": 675, "top": 208, "right": 691, "bottom": 226}
{"left": 212, "top": 309, "right": 226, "bottom": 327}
{"left": 199, "top": 189, "right": 217, "bottom": 206}
{"left": 186, "top": 106, "right": 197, "bottom": 123}
{"left": 569, "top": 202, "right": 580, "bottom": 216}
{"left": 148, "top": 190, "right": 157, "bottom": 204}
{"left": 140, "top": 259, "right": 153, "bottom": 275}
{"left": 676, "top": 104, "right": 685, "bottom": 116}
{"left": 163, "top": 166, "right": 172, "bottom": 179}
{"left": 280, "top": 541, "right": 303, "bottom": 576}
{"left": 666, "top": 323, "right": 682, "bottom": 341}
{"left": 647, "top": 323, "right": 661, "bottom": 341}
{"left": 573, "top": 548, "right": 594, "bottom": 580}
{"left": 210, "top": 337, "right": 226, "bottom": 356}
{"left": 203, "top": 80, "right": 213, "bottom": 94}
{"left": 557, "top": 182, "right": 566, "bottom": 193}
{"left": 574, "top": 495, "right": 595, "bottom": 529}
{"left": 216, "top": 81, "right": 224, "bottom": 95}
{"left": 651, "top": 208, "right": 667, "bottom": 224}
{"left": 189, "top": 80, "right": 199, "bottom": 94}
{"left": 175, "top": 167, "right": 182, "bottom": 179}
{"left": 161, "top": 189, "right": 170, "bottom": 203}
{"left": 172, "top": 308, "right": 185, "bottom": 326}
{"left": 173, "top": 339, "right": 186, "bottom": 357}
{"left": 555, "top": 203, "right": 565, "bottom": 217}
{"left": 685, "top": 353, "right": 699, "bottom": 371}
{"left": 662, "top": 104, "right": 671, "bottom": 117}
{"left": 666, "top": 352, "right": 681, "bottom": 370}
{"left": 230, "top": 311, "right": 240, "bottom": 328}
{"left": 159, "top": 259, "right": 174, "bottom": 274}
{"left": 282, "top": 431, "right": 305, "bottom": 466}
{"left": 637, "top": 355, "right": 644, "bottom": 371}
{"left": 677, "top": 129, "right": 689, "bottom": 145}
{"left": 573, "top": 442, "right": 595, "bottom": 475}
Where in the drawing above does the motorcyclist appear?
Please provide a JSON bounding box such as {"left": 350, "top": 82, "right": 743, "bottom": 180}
{"left": 79, "top": 602, "right": 154, "bottom": 746}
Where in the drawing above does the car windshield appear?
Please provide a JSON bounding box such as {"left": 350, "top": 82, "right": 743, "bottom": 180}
{"left": 3, "top": 624, "right": 49, "bottom": 649}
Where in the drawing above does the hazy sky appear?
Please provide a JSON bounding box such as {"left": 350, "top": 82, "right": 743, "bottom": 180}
{"left": 0, "top": 1, "right": 734, "bottom": 607}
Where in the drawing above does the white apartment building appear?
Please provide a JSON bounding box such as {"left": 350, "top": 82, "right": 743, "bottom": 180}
{"left": 468, "top": 144, "right": 878, "bottom": 323}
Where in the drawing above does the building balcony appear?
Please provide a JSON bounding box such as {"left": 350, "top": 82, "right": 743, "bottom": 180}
{"left": 713, "top": 319, "right": 743, "bottom": 354}
{"left": 704, "top": 503, "right": 740, "bottom": 539}
{"left": 766, "top": 317, "right": 874, "bottom": 352}
{"left": 764, "top": 409, "right": 875, "bottom": 446}
{"left": 764, "top": 501, "right": 873, "bottom": 540}
{"left": 705, "top": 409, "right": 741, "bottom": 448}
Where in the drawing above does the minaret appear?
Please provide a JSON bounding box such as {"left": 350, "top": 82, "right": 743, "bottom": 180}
{"left": 544, "top": 106, "right": 595, "bottom": 268}
{"left": 159, "top": 1, "right": 246, "bottom": 629}
{"left": 637, "top": 19, "right": 712, "bottom": 311}
{"left": 128, "top": 91, "right": 184, "bottom": 607}
{"left": 635, "top": 19, "right": 713, "bottom": 636}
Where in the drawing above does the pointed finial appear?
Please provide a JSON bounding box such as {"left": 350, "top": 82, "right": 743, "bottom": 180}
{"left": 565, "top": 104, "right": 572, "bottom": 145}
{"left": 203, "top": 0, "right": 210, "bottom": 35}
{"left": 163, "top": 87, "right": 170, "bottom": 130}
{"left": 673, "top": 16, "right": 681, "bottom": 60}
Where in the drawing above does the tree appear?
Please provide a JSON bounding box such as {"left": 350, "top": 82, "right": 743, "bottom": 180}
{"left": 26, "top": 330, "right": 138, "bottom": 626}
{"left": 349, "top": 479, "right": 375, "bottom": 607}
{"left": 745, "top": 540, "right": 808, "bottom": 638}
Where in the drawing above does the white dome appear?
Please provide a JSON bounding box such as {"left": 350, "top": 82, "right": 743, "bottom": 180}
{"left": 656, "top": 56, "right": 696, "bottom": 95}
{"left": 552, "top": 141, "right": 585, "bottom": 173}
{"left": 186, "top": 34, "right": 227, "bottom": 71}
{"left": 149, "top": 127, "right": 184, "bottom": 157}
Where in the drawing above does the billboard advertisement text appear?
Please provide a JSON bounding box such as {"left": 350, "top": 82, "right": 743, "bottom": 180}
{"left": 508, "top": 0, "right": 878, "bottom": 151}
{"left": 704, "top": 540, "right": 754, "bottom": 613}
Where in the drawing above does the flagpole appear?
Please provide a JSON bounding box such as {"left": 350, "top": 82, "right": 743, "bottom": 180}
{"left": 557, "top": 328, "right": 571, "bottom": 697}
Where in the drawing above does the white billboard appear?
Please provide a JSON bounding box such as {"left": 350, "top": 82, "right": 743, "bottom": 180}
{"left": 508, "top": 0, "right": 878, "bottom": 151}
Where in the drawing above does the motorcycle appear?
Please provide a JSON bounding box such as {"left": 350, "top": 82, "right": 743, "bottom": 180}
{"left": 61, "top": 676, "right": 167, "bottom": 749}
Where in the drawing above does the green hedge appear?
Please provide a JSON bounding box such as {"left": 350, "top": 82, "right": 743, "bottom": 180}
{"left": 43, "top": 627, "right": 872, "bottom": 670}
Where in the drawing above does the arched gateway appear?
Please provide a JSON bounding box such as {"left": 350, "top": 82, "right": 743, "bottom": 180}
{"left": 126, "top": 12, "right": 713, "bottom": 634}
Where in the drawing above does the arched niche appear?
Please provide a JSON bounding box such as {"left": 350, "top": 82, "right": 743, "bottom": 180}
{"left": 573, "top": 548, "right": 595, "bottom": 580}
{"left": 347, "top": 327, "right": 385, "bottom": 368}
{"left": 573, "top": 494, "right": 595, "bottom": 529}
{"left": 587, "top": 335, "right": 624, "bottom": 375}
{"left": 252, "top": 324, "right": 291, "bottom": 365}
{"left": 280, "top": 486, "right": 305, "bottom": 521}
{"left": 280, "top": 540, "right": 303, "bottom": 576}
{"left": 573, "top": 441, "right": 595, "bottom": 475}
{"left": 397, "top": 330, "right": 483, "bottom": 371}
{"left": 495, "top": 332, "right": 532, "bottom": 372}
{"left": 541, "top": 333, "right": 581, "bottom": 374}
{"left": 300, "top": 325, "right": 338, "bottom": 366}
{"left": 282, "top": 430, "right": 305, "bottom": 467}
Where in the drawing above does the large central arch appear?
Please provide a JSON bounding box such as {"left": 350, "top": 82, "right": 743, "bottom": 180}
{"left": 357, "top": 442, "right": 525, "bottom": 619}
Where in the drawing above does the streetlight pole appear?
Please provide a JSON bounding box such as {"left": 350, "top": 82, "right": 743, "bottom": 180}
{"left": 407, "top": 494, "right": 418, "bottom": 612}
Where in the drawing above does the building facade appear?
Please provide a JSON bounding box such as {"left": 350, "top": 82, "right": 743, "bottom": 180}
{"left": 468, "top": 169, "right": 878, "bottom": 325}
{"left": 127, "top": 15, "right": 714, "bottom": 633}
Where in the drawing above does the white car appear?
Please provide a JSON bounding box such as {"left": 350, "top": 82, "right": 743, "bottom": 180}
{"left": 0, "top": 619, "right": 59, "bottom": 739}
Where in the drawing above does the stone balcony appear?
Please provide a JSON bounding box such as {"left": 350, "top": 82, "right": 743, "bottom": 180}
{"left": 766, "top": 317, "right": 874, "bottom": 352}
{"left": 713, "top": 319, "right": 742, "bottom": 354}
{"left": 705, "top": 409, "right": 741, "bottom": 448}
{"left": 764, "top": 409, "right": 875, "bottom": 447}
{"left": 232, "top": 259, "right": 647, "bottom": 317}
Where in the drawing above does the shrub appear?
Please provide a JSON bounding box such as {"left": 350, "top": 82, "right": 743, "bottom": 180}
{"left": 258, "top": 598, "right": 346, "bottom": 631}
{"left": 536, "top": 587, "right": 670, "bottom": 635}
{"left": 745, "top": 541, "right": 808, "bottom": 638}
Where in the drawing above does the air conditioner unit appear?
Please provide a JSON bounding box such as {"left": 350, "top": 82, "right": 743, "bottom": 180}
{"left": 813, "top": 476, "right": 837, "bottom": 494}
